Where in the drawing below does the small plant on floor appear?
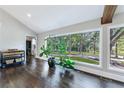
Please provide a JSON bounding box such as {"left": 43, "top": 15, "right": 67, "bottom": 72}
{"left": 60, "top": 57, "right": 75, "bottom": 69}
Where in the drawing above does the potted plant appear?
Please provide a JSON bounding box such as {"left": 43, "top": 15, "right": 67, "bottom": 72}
{"left": 40, "top": 44, "right": 55, "bottom": 68}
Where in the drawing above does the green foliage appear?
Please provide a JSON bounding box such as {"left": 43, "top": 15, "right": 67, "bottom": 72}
{"left": 46, "top": 31, "right": 100, "bottom": 66}
{"left": 40, "top": 36, "right": 53, "bottom": 58}
{"left": 70, "top": 56, "right": 99, "bottom": 65}
{"left": 40, "top": 35, "right": 75, "bottom": 69}
{"left": 40, "top": 45, "right": 51, "bottom": 58}
{"left": 47, "top": 31, "right": 100, "bottom": 55}
{"left": 111, "top": 27, "right": 124, "bottom": 56}
{"left": 57, "top": 36, "right": 67, "bottom": 54}
{"left": 60, "top": 58, "right": 75, "bottom": 69}
{"left": 57, "top": 36, "right": 75, "bottom": 69}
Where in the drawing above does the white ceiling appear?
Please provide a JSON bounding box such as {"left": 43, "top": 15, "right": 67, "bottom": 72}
{"left": 1, "top": 5, "right": 124, "bottom": 33}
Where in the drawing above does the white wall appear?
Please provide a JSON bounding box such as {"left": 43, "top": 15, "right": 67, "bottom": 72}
{"left": 37, "top": 12, "right": 124, "bottom": 82}
{"left": 0, "top": 9, "right": 37, "bottom": 52}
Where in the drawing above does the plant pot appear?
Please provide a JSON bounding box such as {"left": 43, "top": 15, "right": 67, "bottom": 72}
{"left": 48, "top": 57, "right": 55, "bottom": 68}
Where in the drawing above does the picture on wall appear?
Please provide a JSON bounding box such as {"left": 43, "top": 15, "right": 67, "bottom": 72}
{"left": 46, "top": 30, "right": 100, "bottom": 65}
{"left": 110, "top": 27, "right": 124, "bottom": 70}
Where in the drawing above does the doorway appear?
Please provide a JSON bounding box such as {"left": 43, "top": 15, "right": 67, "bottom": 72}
{"left": 26, "top": 36, "right": 36, "bottom": 62}
{"left": 26, "top": 40, "right": 32, "bottom": 57}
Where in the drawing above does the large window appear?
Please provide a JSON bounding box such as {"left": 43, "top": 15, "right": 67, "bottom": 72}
{"left": 46, "top": 30, "right": 100, "bottom": 65}
{"left": 110, "top": 27, "right": 124, "bottom": 70}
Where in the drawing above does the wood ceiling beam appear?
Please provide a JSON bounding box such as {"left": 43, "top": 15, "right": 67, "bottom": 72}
{"left": 101, "top": 5, "right": 117, "bottom": 24}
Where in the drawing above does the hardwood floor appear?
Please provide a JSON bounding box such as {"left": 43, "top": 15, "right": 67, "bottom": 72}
{"left": 0, "top": 58, "right": 124, "bottom": 88}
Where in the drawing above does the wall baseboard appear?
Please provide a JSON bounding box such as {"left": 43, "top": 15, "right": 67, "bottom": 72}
{"left": 75, "top": 65, "right": 124, "bottom": 83}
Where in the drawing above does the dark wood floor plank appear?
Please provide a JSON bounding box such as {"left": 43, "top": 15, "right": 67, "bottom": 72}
{"left": 0, "top": 58, "right": 124, "bottom": 88}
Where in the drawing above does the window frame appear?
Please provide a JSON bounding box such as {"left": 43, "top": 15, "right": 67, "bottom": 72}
{"left": 45, "top": 28, "right": 102, "bottom": 68}
{"left": 108, "top": 24, "right": 124, "bottom": 73}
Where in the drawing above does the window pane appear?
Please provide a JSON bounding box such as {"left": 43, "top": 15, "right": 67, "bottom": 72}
{"left": 110, "top": 27, "right": 124, "bottom": 70}
{"left": 46, "top": 31, "right": 100, "bottom": 65}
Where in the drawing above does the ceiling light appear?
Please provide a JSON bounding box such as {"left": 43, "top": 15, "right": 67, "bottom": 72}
{"left": 27, "top": 13, "right": 31, "bottom": 18}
